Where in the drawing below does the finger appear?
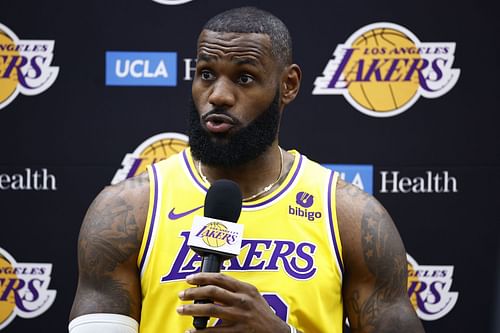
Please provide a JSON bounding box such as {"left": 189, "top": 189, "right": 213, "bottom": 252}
{"left": 176, "top": 302, "right": 237, "bottom": 320}
{"left": 187, "top": 273, "right": 257, "bottom": 294}
{"left": 186, "top": 273, "right": 239, "bottom": 292}
{"left": 179, "top": 285, "right": 237, "bottom": 305}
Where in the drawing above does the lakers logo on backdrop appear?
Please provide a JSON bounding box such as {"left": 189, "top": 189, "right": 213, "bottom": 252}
{"left": 313, "top": 23, "right": 460, "bottom": 117}
{"left": 0, "top": 247, "right": 56, "bottom": 330}
{"left": 112, "top": 132, "right": 188, "bottom": 184}
{"left": 0, "top": 23, "right": 59, "bottom": 111}
{"left": 406, "top": 254, "right": 458, "bottom": 321}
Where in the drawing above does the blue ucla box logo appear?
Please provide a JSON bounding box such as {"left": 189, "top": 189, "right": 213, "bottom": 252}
{"left": 105, "top": 51, "right": 177, "bottom": 86}
{"left": 323, "top": 164, "right": 373, "bottom": 194}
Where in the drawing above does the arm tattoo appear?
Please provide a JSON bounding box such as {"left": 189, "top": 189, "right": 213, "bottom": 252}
{"left": 72, "top": 275, "right": 132, "bottom": 315}
{"left": 360, "top": 200, "right": 406, "bottom": 298}
{"left": 348, "top": 199, "right": 414, "bottom": 333}
{"left": 72, "top": 175, "right": 147, "bottom": 316}
{"left": 79, "top": 195, "right": 139, "bottom": 276}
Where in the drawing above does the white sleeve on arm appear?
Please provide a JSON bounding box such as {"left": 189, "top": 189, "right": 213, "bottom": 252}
{"left": 68, "top": 313, "right": 139, "bottom": 333}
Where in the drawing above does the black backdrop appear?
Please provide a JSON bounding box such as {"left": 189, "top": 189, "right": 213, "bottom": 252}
{"left": 1, "top": 0, "right": 499, "bottom": 332}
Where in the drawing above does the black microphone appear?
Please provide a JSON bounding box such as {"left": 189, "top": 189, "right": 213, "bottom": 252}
{"left": 191, "top": 179, "right": 242, "bottom": 329}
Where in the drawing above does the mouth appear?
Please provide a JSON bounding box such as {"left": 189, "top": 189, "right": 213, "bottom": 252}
{"left": 202, "top": 113, "right": 237, "bottom": 134}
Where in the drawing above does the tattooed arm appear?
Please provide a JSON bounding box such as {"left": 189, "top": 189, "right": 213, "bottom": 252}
{"left": 336, "top": 179, "right": 424, "bottom": 333}
{"left": 69, "top": 173, "right": 149, "bottom": 322}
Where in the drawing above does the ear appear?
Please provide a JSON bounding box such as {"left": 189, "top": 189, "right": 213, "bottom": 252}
{"left": 280, "top": 64, "right": 302, "bottom": 106}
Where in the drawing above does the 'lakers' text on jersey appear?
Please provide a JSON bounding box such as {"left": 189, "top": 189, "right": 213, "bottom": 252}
{"left": 137, "top": 149, "right": 344, "bottom": 332}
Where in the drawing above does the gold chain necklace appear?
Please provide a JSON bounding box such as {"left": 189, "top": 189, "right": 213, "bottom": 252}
{"left": 197, "top": 147, "right": 284, "bottom": 202}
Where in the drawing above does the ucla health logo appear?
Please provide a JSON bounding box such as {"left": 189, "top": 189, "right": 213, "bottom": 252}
{"left": 324, "top": 164, "right": 373, "bottom": 194}
{"left": 407, "top": 254, "right": 458, "bottom": 320}
{"left": 289, "top": 192, "right": 322, "bottom": 221}
{"left": 0, "top": 23, "right": 59, "bottom": 111}
{"left": 106, "top": 51, "right": 177, "bottom": 86}
{"left": 313, "top": 23, "right": 460, "bottom": 117}
{"left": 112, "top": 132, "right": 188, "bottom": 184}
{"left": 0, "top": 247, "right": 56, "bottom": 329}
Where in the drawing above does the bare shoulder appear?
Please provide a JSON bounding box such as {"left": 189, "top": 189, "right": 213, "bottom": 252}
{"left": 335, "top": 178, "right": 424, "bottom": 332}
{"left": 78, "top": 172, "right": 150, "bottom": 258}
{"left": 335, "top": 178, "right": 404, "bottom": 266}
{"left": 335, "top": 177, "right": 407, "bottom": 292}
{"left": 69, "top": 172, "right": 150, "bottom": 321}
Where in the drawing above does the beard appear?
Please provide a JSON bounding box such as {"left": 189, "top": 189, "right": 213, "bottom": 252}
{"left": 188, "top": 90, "right": 281, "bottom": 167}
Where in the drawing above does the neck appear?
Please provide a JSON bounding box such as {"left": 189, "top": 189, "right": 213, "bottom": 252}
{"left": 196, "top": 142, "right": 293, "bottom": 201}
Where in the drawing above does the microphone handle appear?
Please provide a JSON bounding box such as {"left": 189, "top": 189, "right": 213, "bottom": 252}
{"left": 200, "top": 253, "right": 223, "bottom": 273}
{"left": 193, "top": 253, "right": 223, "bottom": 329}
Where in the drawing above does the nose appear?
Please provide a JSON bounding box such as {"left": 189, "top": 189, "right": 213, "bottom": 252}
{"left": 208, "top": 77, "right": 236, "bottom": 108}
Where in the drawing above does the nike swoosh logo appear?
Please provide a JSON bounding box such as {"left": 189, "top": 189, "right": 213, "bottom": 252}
{"left": 168, "top": 205, "right": 203, "bottom": 220}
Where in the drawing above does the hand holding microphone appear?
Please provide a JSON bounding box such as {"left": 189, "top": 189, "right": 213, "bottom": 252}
{"left": 179, "top": 179, "right": 293, "bottom": 333}
{"left": 187, "top": 179, "right": 243, "bottom": 329}
{"left": 177, "top": 274, "right": 293, "bottom": 333}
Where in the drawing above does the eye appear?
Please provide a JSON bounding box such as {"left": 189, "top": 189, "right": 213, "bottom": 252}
{"left": 200, "top": 70, "right": 215, "bottom": 81}
{"left": 237, "top": 74, "right": 254, "bottom": 85}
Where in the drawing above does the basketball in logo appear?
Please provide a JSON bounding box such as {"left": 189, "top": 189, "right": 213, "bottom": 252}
{"left": 0, "top": 254, "right": 16, "bottom": 326}
{"left": 0, "top": 247, "right": 56, "bottom": 330}
{"left": 313, "top": 22, "right": 460, "bottom": 117}
{"left": 202, "top": 222, "right": 228, "bottom": 248}
{"left": 406, "top": 254, "right": 459, "bottom": 321}
{"left": 0, "top": 23, "right": 59, "bottom": 111}
{"left": 346, "top": 28, "right": 421, "bottom": 113}
{"left": 112, "top": 132, "right": 189, "bottom": 184}
{"left": 0, "top": 30, "right": 20, "bottom": 104}
{"left": 134, "top": 135, "right": 188, "bottom": 175}
{"left": 407, "top": 259, "right": 419, "bottom": 310}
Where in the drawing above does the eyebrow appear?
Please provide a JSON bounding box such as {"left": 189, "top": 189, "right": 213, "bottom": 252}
{"left": 233, "top": 57, "right": 259, "bottom": 66}
{"left": 198, "top": 54, "right": 216, "bottom": 63}
{"left": 197, "top": 53, "right": 260, "bottom": 67}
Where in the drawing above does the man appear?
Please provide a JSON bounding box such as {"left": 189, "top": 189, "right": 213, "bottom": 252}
{"left": 69, "top": 7, "right": 425, "bottom": 333}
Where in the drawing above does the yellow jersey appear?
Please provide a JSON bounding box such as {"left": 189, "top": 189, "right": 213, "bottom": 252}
{"left": 138, "top": 148, "right": 344, "bottom": 332}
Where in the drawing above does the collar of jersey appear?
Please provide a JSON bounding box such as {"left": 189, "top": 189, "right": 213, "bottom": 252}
{"left": 181, "top": 147, "right": 304, "bottom": 210}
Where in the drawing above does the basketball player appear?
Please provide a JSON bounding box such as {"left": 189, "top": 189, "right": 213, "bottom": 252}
{"left": 69, "top": 7, "right": 425, "bottom": 333}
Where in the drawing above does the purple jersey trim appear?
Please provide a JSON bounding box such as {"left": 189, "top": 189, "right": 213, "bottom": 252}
{"left": 243, "top": 154, "right": 303, "bottom": 209}
{"left": 127, "top": 158, "right": 141, "bottom": 179}
{"left": 327, "top": 170, "right": 344, "bottom": 276}
{"left": 139, "top": 164, "right": 159, "bottom": 272}
{"left": 183, "top": 150, "right": 208, "bottom": 191}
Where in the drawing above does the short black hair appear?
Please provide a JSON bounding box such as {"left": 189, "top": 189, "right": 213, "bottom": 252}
{"left": 203, "top": 7, "right": 292, "bottom": 67}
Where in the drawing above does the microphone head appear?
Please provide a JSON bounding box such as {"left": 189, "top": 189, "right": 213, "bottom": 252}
{"left": 204, "top": 179, "right": 242, "bottom": 222}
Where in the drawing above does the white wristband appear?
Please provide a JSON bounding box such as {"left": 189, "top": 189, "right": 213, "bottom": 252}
{"left": 288, "top": 323, "right": 298, "bottom": 333}
{"left": 68, "top": 313, "right": 138, "bottom": 333}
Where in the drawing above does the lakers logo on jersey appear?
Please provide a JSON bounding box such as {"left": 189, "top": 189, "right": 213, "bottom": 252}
{"left": 138, "top": 150, "right": 344, "bottom": 333}
{"left": 160, "top": 231, "right": 318, "bottom": 282}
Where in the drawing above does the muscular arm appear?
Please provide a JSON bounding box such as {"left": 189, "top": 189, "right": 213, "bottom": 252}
{"left": 337, "top": 179, "right": 424, "bottom": 333}
{"left": 69, "top": 173, "right": 149, "bottom": 322}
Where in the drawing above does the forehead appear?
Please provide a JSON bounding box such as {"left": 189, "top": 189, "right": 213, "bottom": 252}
{"left": 197, "top": 30, "right": 274, "bottom": 65}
